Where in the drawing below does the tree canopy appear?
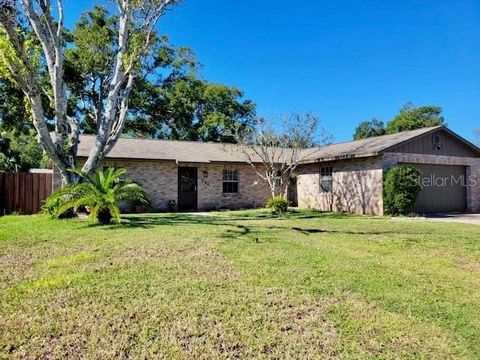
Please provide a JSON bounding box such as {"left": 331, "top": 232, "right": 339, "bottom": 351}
{"left": 386, "top": 103, "right": 445, "bottom": 134}
{"left": 1, "top": 6, "right": 255, "bottom": 145}
{"left": 353, "top": 118, "right": 386, "bottom": 140}
{"left": 352, "top": 103, "right": 446, "bottom": 140}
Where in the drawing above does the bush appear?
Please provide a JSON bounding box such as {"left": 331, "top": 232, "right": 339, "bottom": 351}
{"left": 43, "top": 167, "right": 149, "bottom": 224}
{"left": 266, "top": 196, "right": 290, "bottom": 214}
{"left": 384, "top": 165, "right": 422, "bottom": 215}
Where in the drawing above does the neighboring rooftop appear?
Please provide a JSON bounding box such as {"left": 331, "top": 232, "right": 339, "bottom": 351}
{"left": 75, "top": 126, "right": 479, "bottom": 163}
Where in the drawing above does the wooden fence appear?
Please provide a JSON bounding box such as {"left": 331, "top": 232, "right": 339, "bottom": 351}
{"left": 0, "top": 172, "right": 53, "bottom": 215}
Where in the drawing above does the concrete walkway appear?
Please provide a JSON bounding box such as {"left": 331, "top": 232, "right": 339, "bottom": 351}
{"left": 424, "top": 213, "right": 480, "bottom": 225}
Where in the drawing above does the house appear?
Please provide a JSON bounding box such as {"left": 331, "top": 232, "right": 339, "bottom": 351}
{"left": 55, "top": 126, "right": 480, "bottom": 215}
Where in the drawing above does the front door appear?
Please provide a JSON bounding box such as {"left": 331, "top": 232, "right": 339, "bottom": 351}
{"left": 178, "top": 167, "right": 198, "bottom": 211}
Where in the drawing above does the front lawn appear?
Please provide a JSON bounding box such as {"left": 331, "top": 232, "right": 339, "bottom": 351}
{"left": 1, "top": 210, "right": 479, "bottom": 359}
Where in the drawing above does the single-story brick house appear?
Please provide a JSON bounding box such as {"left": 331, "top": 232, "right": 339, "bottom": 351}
{"left": 55, "top": 126, "right": 480, "bottom": 215}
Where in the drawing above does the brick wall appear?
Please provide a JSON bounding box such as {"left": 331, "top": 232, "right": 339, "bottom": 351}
{"left": 383, "top": 152, "right": 480, "bottom": 212}
{"left": 296, "top": 157, "right": 384, "bottom": 215}
{"left": 54, "top": 159, "right": 273, "bottom": 211}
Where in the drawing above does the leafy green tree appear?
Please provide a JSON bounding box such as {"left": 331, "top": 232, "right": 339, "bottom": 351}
{"left": 0, "top": 0, "right": 182, "bottom": 185}
{"left": 65, "top": 6, "right": 255, "bottom": 142}
{"left": 386, "top": 103, "right": 445, "bottom": 134}
{"left": 135, "top": 79, "right": 255, "bottom": 142}
{"left": 0, "top": 78, "right": 30, "bottom": 133}
{"left": 353, "top": 118, "right": 386, "bottom": 140}
{"left": 0, "top": 130, "right": 47, "bottom": 171}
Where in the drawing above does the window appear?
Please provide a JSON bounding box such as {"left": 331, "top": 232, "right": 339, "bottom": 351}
{"left": 320, "top": 166, "right": 333, "bottom": 192}
{"left": 223, "top": 169, "right": 239, "bottom": 193}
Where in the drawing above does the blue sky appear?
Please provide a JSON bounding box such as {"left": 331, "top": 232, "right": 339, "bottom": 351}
{"left": 65, "top": 0, "right": 480, "bottom": 142}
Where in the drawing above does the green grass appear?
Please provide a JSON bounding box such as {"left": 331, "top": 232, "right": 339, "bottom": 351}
{"left": 1, "top": 210, "right": 479, "bottom": 359}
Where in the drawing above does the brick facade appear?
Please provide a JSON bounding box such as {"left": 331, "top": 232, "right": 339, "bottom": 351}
{"left": 296, "top": 157, "right": 384, "bottom": 215}
{"left": 58, "top": 159, "right": 272, "bottom": 211}
{"left": 52, "top": 151, "right": 480, "bottom": 215}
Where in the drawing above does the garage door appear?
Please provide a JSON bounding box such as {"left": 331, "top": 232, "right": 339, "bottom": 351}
{"left": 406, "top": 164, "right": 467, "bottom": 213}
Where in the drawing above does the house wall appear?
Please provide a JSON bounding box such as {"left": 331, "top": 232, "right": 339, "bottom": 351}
{"left": 55, "top": 159, "right": 272, "bottom": 211}
{"left": 383, "top": 152, "right": 480, "bottom": 212}
{"left": 387, "top": 128, "right": 479, "bottom": 157}
{"left": 296, "top": 157, "right": 384, "bottom": 215}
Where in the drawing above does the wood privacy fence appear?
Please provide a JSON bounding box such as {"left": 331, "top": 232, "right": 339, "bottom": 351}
{"left": 0, "top": 172, "right": 53, "bottom": 215}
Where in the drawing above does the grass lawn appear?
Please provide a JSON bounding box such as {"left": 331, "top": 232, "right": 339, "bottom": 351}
{"left": 1, "top": 210, "right": 479, "bottom": 359}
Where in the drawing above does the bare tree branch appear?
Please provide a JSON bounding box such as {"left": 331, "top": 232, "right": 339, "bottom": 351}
{"left": 232, "top": 114, "right": 331, "bottom": 200}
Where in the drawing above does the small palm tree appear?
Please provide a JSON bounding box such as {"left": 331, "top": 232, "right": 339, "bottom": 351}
{"left": 45, "top": 167, "right": 149, "bottom": 224}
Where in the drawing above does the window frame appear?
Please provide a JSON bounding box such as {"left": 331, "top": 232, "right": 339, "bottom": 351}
{"left": 222, "top": 168, "right": 239, "bottom": 194}
{"left": 320, "top": 166, "right": 333, "bottom": 193}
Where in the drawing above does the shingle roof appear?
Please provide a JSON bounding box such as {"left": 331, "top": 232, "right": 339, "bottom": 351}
{"left": 300, "top": 126, "right": 446, "bottom": 162}
{"left": 76, "top": 126, "right": 454, "bottom": 164}
{"left": 76, "top": 135, "right": 266, "bottom": 163}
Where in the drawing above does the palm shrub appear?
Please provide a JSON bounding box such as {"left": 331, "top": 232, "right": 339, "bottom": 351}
{"left": 266, "top": 196, "right": 290, "bottom": 214}
{"left": 44, "top": 167, "right": 149, "bottom": 224}
{"left": 383, "top": 165, "right": 422, "bottom": 215}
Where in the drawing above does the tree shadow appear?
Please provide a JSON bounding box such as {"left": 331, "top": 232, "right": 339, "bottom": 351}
{"left": 84, "top": 210, "right": 431, "bottom": 238}
{"left": 85, "top": 210, "right": 354, "bottom": 230}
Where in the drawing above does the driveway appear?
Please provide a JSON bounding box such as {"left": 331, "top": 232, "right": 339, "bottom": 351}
{"left": 424, "top": 213, "right": 480, "bottom": 225}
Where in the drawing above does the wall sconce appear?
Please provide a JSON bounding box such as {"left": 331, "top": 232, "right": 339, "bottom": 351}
{"left": 203, "top": 170, "right": 208, "bottom": 178}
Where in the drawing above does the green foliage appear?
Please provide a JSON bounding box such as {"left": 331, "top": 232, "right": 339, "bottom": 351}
{"left": 266, "top": 196, "right": 290, "bottom": 214}
{"left": 386, "top": 103, "right": 445, "bottom": 134}
{"left": 383, "top": 165, "right": 422, "bottom": 215}
{"left": 44, "top": 167, "right": 149, "bottom": 224}
{"left": 63, "top": 6, "right": 255, "bottom": 142}
{"left": 0, "top": 79, "right": 31, "bottom": 133}
{"left": 0, "top": 28, "right": 42, "bottom": 82}
{"left": 0, "top": 130, "right": 47, "bottom": 172}
{"left": 1, "top": 6, "right": 255, "bottom": 144}
{"left": 353, "top": 118, "right": 386, "bottom": 140}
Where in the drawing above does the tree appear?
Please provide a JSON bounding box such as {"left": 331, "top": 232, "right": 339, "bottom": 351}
{"left": 144, "top": 79, "right": 255, "bottom": 142}
{"left": 353, "top": 118, "right": 386, "bottom": 140}
{"left": 0, "top": 0, "right": 180, "bottom": 185}
{"left": 64, "top": 6, "right": 255, "bottom": 142}
{"left": 0, "top": 130, "right": 47, "bottom": 171}
{"left": 475, "top": 129, "right": 480, "bottom": 146}
{"left": 44, "top": 167, "right": 149, "bottom": 224}
{"left": 234, "top": 114, "right": 332, "bottom": 199}
{"left": 0, "top": 78, "right": 31, "bottom": 133}
{"left": 386, "top": 103, "right": 445, "bottom": 134}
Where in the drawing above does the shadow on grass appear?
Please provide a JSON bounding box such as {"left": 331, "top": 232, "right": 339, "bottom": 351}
{"left": 86, "top": 210, "right": 355, "bottom": 230}
{"left": 82, "top": 210, "right": 433, "bottom": 239}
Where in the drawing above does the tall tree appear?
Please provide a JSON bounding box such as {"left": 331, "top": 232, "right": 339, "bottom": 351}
{"left": 386, "top": 103, "right": 445, "bottom": 134}
{"left": 64, "top": 6, "right": 255, "bottom": 142}
{"left": 353, "top": 118, "right": 386, "bottom": 140}
{"left": 0, "top": 0, "right": 180, "bottom": 184}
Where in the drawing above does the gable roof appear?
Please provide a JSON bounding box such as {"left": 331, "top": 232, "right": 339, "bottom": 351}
{"left": 75, "top": 126, "right": 480, "bottom": 164}
{"left": 300, "top": 126, "right": 480, "bottom": 162}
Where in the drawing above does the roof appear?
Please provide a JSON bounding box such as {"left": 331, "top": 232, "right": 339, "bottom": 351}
{"left": 300, "top": 125, "right": 480, "bottom": 162}
{"left": 75, "top": 126, "right": 480, "bottom": 164}
{"left": 76, "top": 135, "right": 267, "bottom": 163}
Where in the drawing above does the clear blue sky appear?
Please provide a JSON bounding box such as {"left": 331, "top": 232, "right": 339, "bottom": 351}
{"left": 65, "top": 0, "right": 479, "bottom": 142}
